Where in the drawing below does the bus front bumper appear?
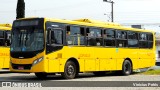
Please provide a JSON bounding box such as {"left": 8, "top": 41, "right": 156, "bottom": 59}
{"left": 10, "top": 60, "right": 48, "bottom": 73}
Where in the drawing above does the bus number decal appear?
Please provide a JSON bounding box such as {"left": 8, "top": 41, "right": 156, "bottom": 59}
{"left": 79, "top": 54, "right": 90, "bottom": 58}
{"left": 0, "top": 53, "right": 9, "bottom": 56}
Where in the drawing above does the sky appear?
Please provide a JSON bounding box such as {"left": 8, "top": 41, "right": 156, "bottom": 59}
{"left": 0, "top": 0, "right": 160, "bottom": 31}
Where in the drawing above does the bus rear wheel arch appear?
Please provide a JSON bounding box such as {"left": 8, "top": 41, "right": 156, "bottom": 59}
{"left": 61, "top": 59, "right": 79, "bottom": 79}
{"left": 122, "top": 59, "right": 133, "bottom": 76}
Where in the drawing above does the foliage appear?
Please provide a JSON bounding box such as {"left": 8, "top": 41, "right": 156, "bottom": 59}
{"left": 140, "top": 69, "right": 160, "bottom": 75}
{"left": 16, "top": 0, "right": 25, "bottom": 19}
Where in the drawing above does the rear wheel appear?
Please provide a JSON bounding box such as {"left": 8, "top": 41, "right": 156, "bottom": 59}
{"left": 122, "top": 60, "right": 132, "bottom": 75}
{"left": 61, "top": 61, "right": 77, "bottom": 79}
{"left": 35, "top": 72, "right": 47, "bottom": 79}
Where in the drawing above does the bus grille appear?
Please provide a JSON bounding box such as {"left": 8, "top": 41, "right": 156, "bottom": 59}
{"left": 12, "top": 63, "right": 32, "bottom": 70}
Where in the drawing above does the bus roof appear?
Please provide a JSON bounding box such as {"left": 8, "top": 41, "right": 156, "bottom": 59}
{"left": 15, "top": 17, "right": 155, "bottom": 33}
{"left": 0, "top": 24, "right": 12, "bottom": 30}
{"left": 73, "top": 19, "right": 121, "bottom": 26}
{"left": 0, "top": 24, "right": 12, "bottom": 28}
{"left": 46, "top": 18, "right": 154, "bottom": 33}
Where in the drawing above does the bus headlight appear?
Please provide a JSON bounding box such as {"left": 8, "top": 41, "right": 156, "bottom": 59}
{"left": 32, "top": 57, "right": 44, "bottom": 66}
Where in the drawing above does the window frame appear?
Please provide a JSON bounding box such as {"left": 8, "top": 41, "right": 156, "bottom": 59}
{"left": 86, "top": 27, "right": 103, "bottom": 46}
{"left": 0, "top": 30, "right": 10, "bottom": 47}
{"left": 45, "top": 21, "right": 154, "bottom": 49}
{"left": 0, "top": 30, "right": 5, "bottom": 39}
{"left": 103, "top": 28, "right": 116, "bottom": 47}
{"left": 147, "top": 33, "right": 154, "bottom": 49}
{"left": 66, "top": 25, "right": 86, "bottom": 46}
{"left": 127, "top": 31, "right": 139, "bottom": 48}
{"left": 139, "top": 32, "right": 149, "bottom": 48}
{"left": 45, "top": 22, "right": 66, "bottom": 45}
{"left": 50, "top": 29, "right": 63, "bottom": 45}
{"left": 116, "top": 30, "right": 128, "bottom": 48}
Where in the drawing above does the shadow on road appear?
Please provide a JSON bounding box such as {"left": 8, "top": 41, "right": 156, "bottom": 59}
{"left": 1, "top": 66, "right": 159, "bottom": 81}
{"left": 0, "top": 71, "right": 30, "bottom": 74}
{"left": 0, "top": 71, "right": 12, "bottom": 74}
{"left": 0, "top": 71, "right": 141, "bottom": 81}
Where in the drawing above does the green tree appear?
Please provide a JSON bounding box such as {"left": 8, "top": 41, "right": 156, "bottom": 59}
{"left": 16, "top": 0, "right": 25, "bottom": 19}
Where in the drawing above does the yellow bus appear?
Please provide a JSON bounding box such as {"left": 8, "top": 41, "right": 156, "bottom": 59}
{"left": 0, "top": 24, "right": 11, "bottom": 69}
{"left": 10, "top": 17, "right": 155, "bottom": 79}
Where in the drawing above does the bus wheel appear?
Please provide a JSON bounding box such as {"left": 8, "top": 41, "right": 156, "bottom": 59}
{"left": 35, "top": 72, "right": 47, "bottom": 79}
{"left": 93, "top": 71, "right": 106, "bottom": 76}
{"left": 122, "top": 60, "right": 132, "bottom": 76}
{"left": 61, "top": 61, "right": 77, "bottom": 79}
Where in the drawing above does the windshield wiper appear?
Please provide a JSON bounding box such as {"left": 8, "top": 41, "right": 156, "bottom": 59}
{"left": 24, "top": 32, "right": 29, "bottom": 46}
{"left": 19, "top": 32, "right": 22, "bottom": 47}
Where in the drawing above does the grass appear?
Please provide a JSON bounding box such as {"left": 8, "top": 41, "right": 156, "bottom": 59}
{"left": 140, "top": 69, "right": 160, "bottom": 75}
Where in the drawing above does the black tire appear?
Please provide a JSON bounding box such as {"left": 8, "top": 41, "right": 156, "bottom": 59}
{"left": 61, "top": 61, "right": 77, "bottom": 79}
{"left": 93, "top": 71, "right": 106, "bottom": 76}
{"left": 35, "top": 72, "right": 47, "bottom": 79}
{"left": 122, "top": 60, "right": 132, "bottom": 76}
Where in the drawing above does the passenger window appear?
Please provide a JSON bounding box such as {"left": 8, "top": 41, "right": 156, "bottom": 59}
{"left": 116, "top": 30, "right": 127, "bottom": 47}
{"left": 104, "top": 29, "right": 115, "bottom": 46}
{"left": 0, "top": 30, "right": 11, "bottom": 46}
{"left": 128, "top": 31, "right": 138, "bottom": 40}
{"left": 139, "top": 41, "right": 148, "bottom": 48}
{"left": 66, "top": 26, "right": 85, "bottom": 45}
{"left": 139, "top": 33, "right": 147, "bottom": 41}
{"left": 128, "top": 31, "right": 138, "bottom": 48}
{"left": 87, "top": 28, "right": 103, "bottom": 46}
{"left": 116, "top": 31, "right": 127, "bottom": 39}
{"left": 139, "top": 33, "right": 148, "bottom": 48}
{"left": 148, "top": 33, "right": 153, "bottom": 41}
{"left": 0, "top": 30, "right": 4, "bottom": 38}
{"left": 148, "top": 33, "right": 153, "bottom": 48}
{"left": 0, "top": 30, "right": 5, "bottom": 46}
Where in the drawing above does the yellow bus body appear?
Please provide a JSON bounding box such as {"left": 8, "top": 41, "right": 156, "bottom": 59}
{"left": 10, "top": 18, "right": 155, "bottom": 78}
{"left": 0, "top": 24, "right": 11, "bottom": 69}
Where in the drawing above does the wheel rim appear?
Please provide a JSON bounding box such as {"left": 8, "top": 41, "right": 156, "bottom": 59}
{"left": 124, "top": 62, "right": 131, "bottom": 74}
{"left": 67, "top": 65, "right": 75, "bottom": 76}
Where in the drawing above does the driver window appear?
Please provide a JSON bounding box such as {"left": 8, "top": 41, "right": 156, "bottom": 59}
{"left": 46, "top": 22, "right": 64, "bottom": 54}
{"left": 51, "top": 30, "right": 63, "bottom": 45}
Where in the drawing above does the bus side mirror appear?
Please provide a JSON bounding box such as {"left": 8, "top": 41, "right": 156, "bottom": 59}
{"left": 47, "top": 27, "right": 52, "bottom": 31}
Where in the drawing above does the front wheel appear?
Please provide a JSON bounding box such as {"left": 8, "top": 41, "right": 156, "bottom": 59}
{"left": 61, "top": 61, "right": 77, "bottom": 79}
{"left": 122, "top": 60, "right": 132, "bottom": 76}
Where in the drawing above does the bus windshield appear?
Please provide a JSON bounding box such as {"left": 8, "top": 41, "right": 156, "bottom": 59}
{"left": 11, "top": 28, "right": 44, "bottom": 52}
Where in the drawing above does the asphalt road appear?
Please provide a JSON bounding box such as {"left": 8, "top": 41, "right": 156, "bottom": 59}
{"left": 0, "top": 65, "right": 160, "bottom": 81}
{"left": 0, "top": 70, "right": 160, "bottom": 90}
{"left": 0, "top": 71, "right": 160, "bottom": 81}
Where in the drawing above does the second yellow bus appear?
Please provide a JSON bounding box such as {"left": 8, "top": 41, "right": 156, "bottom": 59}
{"left": 0, "top": 24, "right": 11, "bottom": 69}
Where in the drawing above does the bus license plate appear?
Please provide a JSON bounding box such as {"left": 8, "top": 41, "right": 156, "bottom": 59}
{"left": 18, "top": 66, "right": 24, "bottom": 70}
